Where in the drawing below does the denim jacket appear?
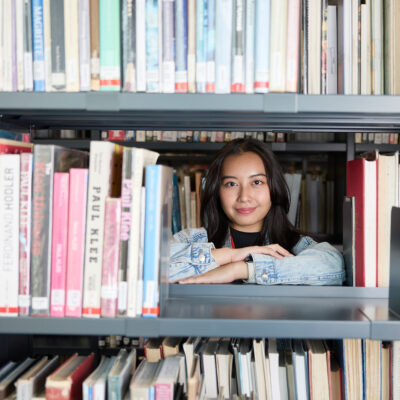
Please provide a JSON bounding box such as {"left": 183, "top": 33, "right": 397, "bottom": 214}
{"left": 169, "top": 228, "right": 345, "bottom": 285}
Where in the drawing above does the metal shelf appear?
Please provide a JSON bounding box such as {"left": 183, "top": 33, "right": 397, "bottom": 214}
{"left": 2, "top": 93, "right": 400, "bottom": 131}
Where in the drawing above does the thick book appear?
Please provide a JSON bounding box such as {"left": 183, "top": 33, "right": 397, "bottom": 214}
{"left": 136, "top": 0, "right": 146, "bottom": 92}
{"left": 142, "top": 165, "right": 173, "bottom": 317}
{"left": 216, "top": 338, "right": 233, "bottom": 399}
{"left": 100, "top": 197, "right": 121, "bottom": 318}
{"left": 307, "top": 0, "right": 322, "bottom": 94}
{"left": 144, "top": 338, "right": 164, "bottom": 362}
{"left": 65, "top": 168, "right": 89, "bottom": 318}
{"left": 360, "top": 2, "right": 371, "bottom": 94}
{"left": 362, "top": 339, "right": 382, "bottom": 400}
{"left": 82, "top": 141, "right": 122, "bottom": 318}
{"left": 146, "top": 0, "right": 160, "bottom": 92}
{"left": 174, "top": 0, "right": 188, "bottom": 92}
{"left": 18, "top": 153, "right": 33, "bottom": 316}
{"left": 78, "top": 0, "right": 91, "bottom": 91}
{"left": 122, "top": 0, "right": 137, "bottom": 92}
{"left": 99, "top": 0, "right": 121, "bottom": 90}
{"left": 50, "top": 0, "right": 66, "bottom": 90}
{"left": 129, "top": 359, "right": 159, "bottom": 400}
{"left": 154, "top": 357, "right": 181, "bottom": 400}
{"left": 202, "top": 338, "right": 219, "bottom": 398}
{"left": 0, "top": 155, "right": 21, "bottom": 316}
{"left": 371, "top": 0, "right": 383, "bottom": 94}
{"left": 90, "top": 0, "right": 100, "bottom": 90}
{"left": 64, "top": 0, "right": 80, "bottom": 91}
{"left": 162, "top": 0, "right": 175, "bottom": 93}
{"left": 50, "top": 172, "right": 70, "bottom": 317}
{"left": 0, "top": 138, "right": 33, "bottom": 155}
{"left": 254, "top": 0, "right": 270, "bottom": 92}
{"left": 45, "top": 353, "right": 95, "bottom": 400}
{"left": 31, "top": 145, "right": 88, "bottom": 316}
{"left": 285, "top": 0, "right": 300, "bottom": 93}
{"left": 32, "top": 0, "right": 45, "bottom": 91}
{"left": 346, "top": 157, "right": 377, "bottom": 287}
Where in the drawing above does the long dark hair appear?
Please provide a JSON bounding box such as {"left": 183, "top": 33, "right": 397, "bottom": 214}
{"left": 200, "top": 138, "right": 301, "bottom": 251}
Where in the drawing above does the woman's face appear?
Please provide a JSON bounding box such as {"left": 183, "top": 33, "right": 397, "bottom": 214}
{"left": 219, "top": 151, "right": 272, "bottom": 232}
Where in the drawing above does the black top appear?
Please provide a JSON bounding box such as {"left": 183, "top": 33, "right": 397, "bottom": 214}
{"left": 230, "top": 227, "right": 260, "bottom": 249}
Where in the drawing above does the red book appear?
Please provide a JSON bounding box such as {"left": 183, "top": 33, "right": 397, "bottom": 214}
{"left": 346, "top": 158, "right": 377, "bottom": 287}
{"left": 45, "top": 353, "right": 95, "bottom": 400}
{"left": 108, "top": 130, "right": 126, "bottom": 141}
{"left": 100, "top": 197, "right": 121, "bottom": 318}
{"left": 0, "top": 138, "right": 33, "bottom": 154}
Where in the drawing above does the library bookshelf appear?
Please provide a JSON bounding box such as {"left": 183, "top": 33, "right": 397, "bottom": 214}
{"left": 0, "top": 93, "right": 400, "bottom": 347}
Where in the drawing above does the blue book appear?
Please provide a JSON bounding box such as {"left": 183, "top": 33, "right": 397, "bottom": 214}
{"left": 146, "top": 0, "right": 160, "bottom": 92}
{"left": 196, "top": 0, "right": 207, "bottom": 92}
{"left": 171, "top": 171, "right": 182, "bottom": 234}
{"left": 142, "top": 165, "right": 173, "bottom": 318}
{"left": 254, "top": 0, "right": 270, "bottom": 92}
{"left": 206, "top": 0, "right": 215, "bottom": 92}
{"left": 32, "top": 0, "right": 45, "bottom": 91}
{"left": 0, "top": 130, "right": 28, "bottom": 141}
{"left": 175, "top": 0, "right": 188, "bottom": 92}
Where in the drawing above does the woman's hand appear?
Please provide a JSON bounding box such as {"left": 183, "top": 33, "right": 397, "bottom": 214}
{"left": 178, "top": 261, "right": 248, "bottom": 284}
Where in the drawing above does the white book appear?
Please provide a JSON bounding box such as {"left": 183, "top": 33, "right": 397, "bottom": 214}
{"left": 245, "top": 0, "right": 255, "bottom": 93}
{"left": 2, "top": 0, "right": 13, "bottom": 92}
{"left": 215, "top": 0, "right": 233, "bottom": 93}
{"left": 202, "top": 339, "right": 219, "bottom": 398}
{"left": 129, "top": 360, "right": 160, "bottom": 400}
{"left": 83, "top": 356, "right": 116, "bottom": 400}
{"left": 162, "top": 0, "right": 175, "bottom": 93}
{"left": 327, "top": 5, "right": 338, "bottom": 94}
{"left": 269, "top": 0, "right": 287, "bottom": 92}
{"left": 136, "top": 0, "right": 146, "bottom": 92}
{"left": 79, "top": 0, "right": 91, "bottom": 91}
{"left": 135, "top": 187, "right": 146, "bottom": 316}
{"left": 183, "top": 337, "right": 201, "bottom": 384}
{"left": 154, "top": 358, "right": 181, "bottom": 398}
{"left": 253, "top": 339, "right": 267, "bottom": 400}
{"left": 392, "top": 341, "right": 400, "bottom": 399}
{"left": 43, "top": 0, "right": 51, "bottom": 91}
{"left": 83, "top": 141, "right": 120, "bottom": 318}
{"left": 307, "top": 0, "right": 322, "bottom": 94}
{"left": 187, "top": 0, "right": 196, "bottom": 93}
{"left": 0, "top": 154, "right": 20, "bottom": 317}
{"left": 216, "top": 338, "right": 233, "bottom": 399}
{"left": 126, "top": 148, "right": 159, "bottom": 317}
{"left": 278, "top": 353, "right": 289, "bottom": 400}
{"left": 351, "top": 0, "right": 359, "bottom": 94}
{"left": 285, "top": 0, "right": 300, "bottom": 93}
{"left": 231, "top": 0, "right": 245, "bottom": 93}
{"left": 0, "top": 0, "right": 3, "bottom": 91}
{"left": 16, "top": 0, "right": 25, "bottom": 91}
{"left": 64, "top": 0, "right": 80, "bottom": 91}
{"left": 268, "top": 339, "right": 281, "bottom": 400}
{"left": 292, "top": 340, "right": 308, "bottom": 400}
{"left": 371, "top": 0, "right": 383, "bottom": 94}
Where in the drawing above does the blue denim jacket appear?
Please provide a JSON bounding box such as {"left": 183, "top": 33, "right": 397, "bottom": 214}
{"left": 169, "top": 228, "right": 345, "bottom": 285}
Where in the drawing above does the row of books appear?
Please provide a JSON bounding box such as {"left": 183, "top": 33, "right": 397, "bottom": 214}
{"left": 1, "top": 0, "right": 399, "bottom": 95}
{"left": 346, "top": 151, "right": 400, "bottom": 288}
{"left": 0, "top": 138, "right": 173, "bottom": 319}
{"left": 2, "top": 336, "right": 399, "bottom": 399}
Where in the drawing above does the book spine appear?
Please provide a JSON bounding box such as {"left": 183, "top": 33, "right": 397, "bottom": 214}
{"left": 83, "top": 142, "right": 116, "bottom": 318}
{"left": 118, "top": 149, "right": 133, "bottom": 316}
{"left": 50, "top": 172, "right": 69, "bottom": 317}
{"left": 100, "top": 198, "right": 121, "bottom": 318}
{"left": 231, "top": 0, "right": 245, "bottom": 93}
{"left": 175, "top": 0, "right": 188, "bottom": 93}
{"left": 187, "top": 0, "right": 196, "bottom": 92}
{"left": 79, "top": 0, "right": 91, "bottom": 91}
{"left": 65, "top": 168, "right": 88, "bottom": 318}
{"left": 206, "top": 0, "right": 215, "bottom": 93}
{"left": 142, "top": 165, "right": 162, "bottom": 317}
{"left": 254, "top": 0, "right": 270, "bottom": 92}
{"left": 326, "top": 5, "right": 337, "bottom": 94}
{"left": 23, "top": 0, "right": 34, "bottom": 91}
{"left": 3, "top": 0, "right": 14, "bottom": 92}
{"left": 371, "top": 0, "right": 383, "bottom": 95}
{"left": 321, "top": 0, "right": 328, "bottom": 94}
{"left": 0, "top": 2, "right": 3, "bottom": 91}
{"left": 100, "top": 0, "right": 121, "bottom": 90}
{"left": 32, "top": 0, "right": 45, "bottom": 91}
{"left": 43, "top": 0, "right": 51, "bottom": 92}
{"left": 16, "top": 0, "right": 25, "bottom": 91}
{"left": 0, "top": 155, "right": 20, "bottom": 316}
{"left": 215, "top": 0, "right": 233, "bottom": 93}
{"left": 50, "top": 0, "right": 66, "bottom": 90}
{"left": 196, "top": 0, "right": 207, "bottom": 93}
{"left": 12, "top": 0, "right": 18, "bottom": 91}
{"left": 162, "top": 0, "right": 175, "bottom": 93}
{"left": 90, "top": 0, "right": 100, "bottom": 90}
{"left": 18, "top": 153, "right": 33, "bottom": 316}
{"left": 31, "top": 146, "right": 55, "bottom": 316}
{"left": 136, "top": 0, "right": 146, "bottom": 91}
{"left": 122, "top": 0, "right": 137, "bottom": 91}
{"left": 360, "top": 3, "right": 371, "bottom": 94}
{"left": 245, "top": 0, "right": 255, "bottom": 93}
{"left": 135, "top": 187, "right": 146, "bottom": 315}
{"left": 64, "top": 0, "right": 80, "bottom": 91}
{"left": 285, "top": 0, "right": 300, "bottom": 92}
{"left": 146, "top": 0, "right": 160, "bottom": 92}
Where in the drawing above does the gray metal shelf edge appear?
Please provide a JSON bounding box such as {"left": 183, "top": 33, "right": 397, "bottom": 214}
{"left": 2, "top": 93, "right": 400, "bottom": 130}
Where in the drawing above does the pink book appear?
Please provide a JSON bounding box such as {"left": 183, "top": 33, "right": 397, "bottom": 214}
{"left": 65, "top": 168, "right": 89, "bottom": 318}
{"left": 50, "top": 172, "right": 70, "bottom": 317}
{"left": 100, "top": 197, "right": 121, "bottom": 318}
{"left": 18, "top": 153, "right": 33, "bottom": 316}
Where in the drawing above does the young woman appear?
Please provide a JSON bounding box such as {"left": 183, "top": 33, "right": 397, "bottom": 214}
{"left": 169, "top": 138, "right": 345, "bottom": 285}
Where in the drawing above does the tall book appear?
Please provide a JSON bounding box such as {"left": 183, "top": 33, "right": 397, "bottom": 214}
{"left": 0, "top": 155, "right": 20, "bottom": 316}
{"left": 231, "top": 0, "right": 245, "bottom": 93}
{"left": 146, "top": 0, "right": 160, "bottom": 92}
{"left": 136, "top": 0, "right": 146, "bottom": 91}
{"left": 244, "top": 0, "right": 255, "bottom": 93}
{"left": 99, "top": 0, "right": 121, "bottom": 90}
{"left": 371, "top": 0, "right": 383, "bottom": 94}
{"left": 215, "top": 0, "right": 233, "bottom": 93}
{"left": 327, "top": 5, "right": 338, "bottom": 94}
{"left": 32, "top": 0, "right": 45, "bottom": 91}
{"left": 23, "top": 0, "right": 34, "bottom": 91}
{"left": 360, "top": 1, "right": 371, "bottom": 94}
{"left": 195, "top": 0, "right": 207, "bottom": 93}
{"left": 18, "top": 153, "right": 33, "bottom": 316}
{"left": 206, "top": 0, "right": 215, "bottom": 93}
{"left": 142, "top": 165, "right": 173, "bottom": 317}
{"left": 122, "top": 0, "right": 137, "bottom": 92}
{"left": 82, "top": 141, "right": 122, "bottom": 318}
{"left": 129, "top": 360, "right": 159, "bottom": 399}
{"left": 65, "top": 168, "right": 88, "bottom": 318}
{"left": 162, "top": 0, "right": 175, "bottom": 93}
{"left": 187, "top": 0, "right": 196, "bottom": 92}
{"left": 31, "top": 145, "right": 88, "bottom": 316}
{"left": 286, "top": 0, "right": 301, "bottom": 93}
{"left": 175, "top": 0, "right": 188, "bottom": 92}
{"left": 43, "top": 0, "right": 51, "bottom": 92}
{"left": 78, "top": 0, "right": 91, "bottom": 91}
{"left": 64, "top": 0, "right": 80, "bottom": 91}
{"left": 307, "top": 0, "right": 322, "bottom": 94}
{"left": 90, "top": 0, "right": 100, "bottom": 90}
{"left": 337, "top": 0, "right": 352, "bottom": 94}
{"left": 16, "top": 0, "right": 25, "bottom": 91}
{"left": 100, "top": 197, "right": 121, "bottom": 318}
{"left": 269, "top": 0, "right": 288, "bottom": 92}
{"left": 50, "top": 0, "right": 66, "bottom": 91}
{"left": 126, "top": 148, "right": 159, "bottom": 317}
{"left": 254, "top": 0, "right": 270, "bottom": 92}
{"left": 346, "top": 157, "right": 377, "bottom": 287}
{"left": 2, "top": 0, "right": 17, "bottom": 91}
{"left": 154, "top": 357, "right": 181, "bottom": 399}
{"left": 50, "top": 172, "right": 70, "bottom": 317}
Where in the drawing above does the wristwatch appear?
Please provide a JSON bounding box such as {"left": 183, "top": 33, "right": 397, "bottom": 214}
{"left": 244, "top": 256, "right": 256, "bottom": 282}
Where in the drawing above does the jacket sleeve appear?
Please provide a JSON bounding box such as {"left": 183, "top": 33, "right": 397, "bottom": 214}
{"left": 246, "top": 237, "right": 345, "bottom": 285}
{"left": 169, "top": 228, "right": 220, "bottom": 282}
